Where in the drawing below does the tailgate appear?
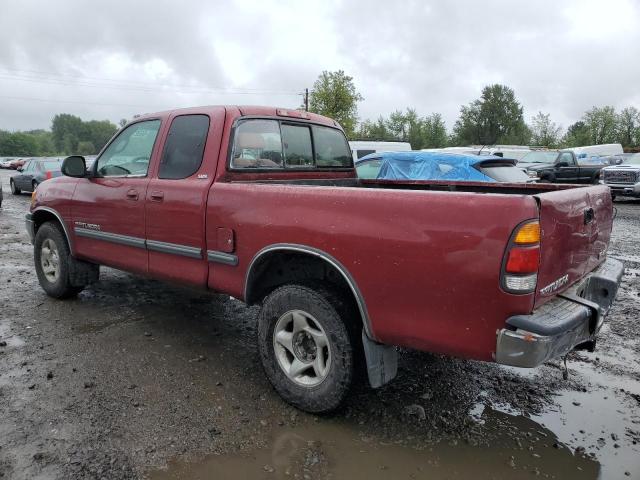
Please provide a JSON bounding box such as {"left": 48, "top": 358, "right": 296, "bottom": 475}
{"left": 533, "top": 185, "right": 613, "bottom": 308}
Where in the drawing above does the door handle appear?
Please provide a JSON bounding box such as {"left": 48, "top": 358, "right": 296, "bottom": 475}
{"left": 150, "top": 191, "right": 164, "bottom": 201}
{"left": 126, "top": 189, "right": 139, "bottom": 200}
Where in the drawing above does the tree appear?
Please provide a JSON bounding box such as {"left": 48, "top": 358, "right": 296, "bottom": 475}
{"left": 77, "top": 141, "right": 96, "bottom": 155}
{"left": 356, "top": 109, "right": 448, "bottom": 149}
{"left": 0, "top": 132, "right": 38, "bottom": 156}
{"left": 563, "top": 121, "right": 591, "bottom": 147}
{"left": 530, "top": 112, "right": 562, "bottom": 147}
{"left": 582, "top": 106, "right": 618, "bottom": 144}
{"left": 308, "top": 70, "right": 363, "bottom": 137}
{"left": 421, "top": 113, "right": 448, "bottom": 148}
{"left": 452, "top": 84, "right": 528, "bottom": 145}
{"left": 119, "top": 118, "right": 128, "bottom": 128}
{"left": 51, "top": 113, "right": 117, "bottom": 155}
{"left": 617, "top": 106, "right": 640, "bottom": 147}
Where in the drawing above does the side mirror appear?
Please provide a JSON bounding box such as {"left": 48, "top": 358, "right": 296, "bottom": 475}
{"left": 61, "top": 156, "right": 87, "bottom": 178}
{"left": 555, "top": 161, "right": 569, "bottom": 168}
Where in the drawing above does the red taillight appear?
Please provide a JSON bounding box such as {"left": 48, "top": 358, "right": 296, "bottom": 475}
{"left": 45, "top": 171, "right": 52, "bottom": 180}
{"left": 505, "top": 246, "right": 540, "bottom": 274}
{"left": 502, "top": 220, "right": 541, "bottom": 294}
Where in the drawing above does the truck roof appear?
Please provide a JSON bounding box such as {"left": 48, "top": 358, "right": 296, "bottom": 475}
{"left": 132, "top": 105, "right": 340, "bottom": 128}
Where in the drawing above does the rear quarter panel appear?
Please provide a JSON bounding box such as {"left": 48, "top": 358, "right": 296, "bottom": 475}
{"left": 206, "top": 182, "right": 539, "bottom": 361}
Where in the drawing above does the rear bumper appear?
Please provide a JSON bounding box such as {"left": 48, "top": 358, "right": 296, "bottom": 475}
{"left": 25, "top": 213, "right": 35, "bottom": 243}
{"left": 495, "top": 257, "right": 624, "bottom": 367}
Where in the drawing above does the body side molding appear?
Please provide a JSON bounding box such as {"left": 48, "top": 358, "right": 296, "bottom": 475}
{"left": 245, "top": 243, "right": 375, "bottom": 340}
{"left": 74, "top": 228, "right": 146, "bottom": 249}
{"left": 147, "top": 239, "right": 202, "bottom": 259}
{"left": 207, "top": 250, "right": 239, "bottom": 266}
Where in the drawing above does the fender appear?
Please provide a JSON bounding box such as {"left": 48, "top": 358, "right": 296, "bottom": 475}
{"left": 245, "top": 243, "right": 376, "bottom": 341}
{"left": 32, "top": 206, "right": 74, "bottom": 254}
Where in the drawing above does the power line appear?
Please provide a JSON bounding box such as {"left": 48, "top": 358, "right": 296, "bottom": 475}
{"left": 0, "top": 94, "right": 164, "bottom": 109}
{"left": 0, "top": 68, "right": 299, "bottom": 96}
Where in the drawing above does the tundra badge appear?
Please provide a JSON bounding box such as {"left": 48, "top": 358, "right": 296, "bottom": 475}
{"left": 539, "top": 274, "right": 569, "bottom": 295}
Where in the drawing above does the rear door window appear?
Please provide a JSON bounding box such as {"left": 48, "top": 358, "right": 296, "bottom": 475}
{"left": 158, "top": 115, "right": 210, "bottom": 179}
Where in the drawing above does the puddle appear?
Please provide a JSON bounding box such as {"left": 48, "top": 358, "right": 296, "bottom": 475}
{"left": 0, "top": 321, "right": 26, "bottom": 348}
{"left": 149, "top": 416, "right": 601, "bottom": 480}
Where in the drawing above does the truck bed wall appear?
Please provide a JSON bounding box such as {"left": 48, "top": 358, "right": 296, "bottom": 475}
{"left": 206, "top": 182, "right": 540, "bottom": 361}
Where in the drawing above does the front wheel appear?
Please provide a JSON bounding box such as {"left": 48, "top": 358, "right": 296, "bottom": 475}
{"left": 10, "top": 179, "right": 20, "bottom": 195}
{"left": 34, "top": 222, "right": 85, "bottom": 298}
{"left": 257, "top": 284, "right": 357, "bottom": 413}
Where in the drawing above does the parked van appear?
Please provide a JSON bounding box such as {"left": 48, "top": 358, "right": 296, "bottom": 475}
{"left": 564, "top": 144, "right": 624, "bottom": 161}
{"left": 349, "top": 141, "right": 411, "bottom": 162}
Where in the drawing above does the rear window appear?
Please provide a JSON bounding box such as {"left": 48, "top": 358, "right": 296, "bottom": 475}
{"left": 41, "top": 161, "right": 62, "bottom": 170}
{"left": 479, "top": 164, "right": 531, "bottom": 182}
{"left": 313, "top": 125, "right": 351, "bottom": 167}
{"left": 356, "top": 149, "right": 376, "bottom": 159}
{"left": 282, "top": 124, "right": 313, "bottom": 167}
{"left": 230, "top": 119, "right": 352, "bottom": 170}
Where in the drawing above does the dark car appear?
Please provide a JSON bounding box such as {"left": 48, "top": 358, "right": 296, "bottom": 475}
{"left": 518, "top": 150, "right": 604, "bottom": 184}
{"left": 355, "top": 151, "right": 532, "bottom": 183}
{"left": 10, "top": 158, "right": 63, "bottom": 194}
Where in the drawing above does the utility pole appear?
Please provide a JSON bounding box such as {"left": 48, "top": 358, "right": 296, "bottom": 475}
{"left": 304, "top": 88, "right": 309, "bottom": 112}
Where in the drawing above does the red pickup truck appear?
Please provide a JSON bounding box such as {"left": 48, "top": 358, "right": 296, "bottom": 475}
{"left": 26, "top": 106, "right": 623, "bottom": 413}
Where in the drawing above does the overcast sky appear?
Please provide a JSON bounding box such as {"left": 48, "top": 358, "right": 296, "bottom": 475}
{"left": 1, "top": 0, "right": 639, "bottom": 133}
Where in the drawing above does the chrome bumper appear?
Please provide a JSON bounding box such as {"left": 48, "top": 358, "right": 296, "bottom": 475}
{"left": 25, "top": 213, "right": 35, "bottom": 244}
{"left": 495, "top": 257, "right": 624, "bottom": 368}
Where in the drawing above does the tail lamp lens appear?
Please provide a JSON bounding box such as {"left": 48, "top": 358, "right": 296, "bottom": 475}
{"left": 513, "top": 221, "right": 540, "bottom": 244}
{"left": 45, "top": 171, "right": 52, "bottom": 180}
{"left": 503, "top": 221, "right": 541, "bottom": 294}
{"left": 506, "top": 246, "right": 540, "bottom": 274}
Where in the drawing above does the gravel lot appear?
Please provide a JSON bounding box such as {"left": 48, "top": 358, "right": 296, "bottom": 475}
{"left": 0, "top": 168, "right": 639, "bottom": 479}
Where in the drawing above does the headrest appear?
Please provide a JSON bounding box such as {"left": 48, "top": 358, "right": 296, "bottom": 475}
{"left": 236, "top": 133, "right": 265, "bottom": 150}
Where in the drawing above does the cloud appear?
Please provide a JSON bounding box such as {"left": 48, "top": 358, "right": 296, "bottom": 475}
{"left": 0, "top": 0, "right": 638, "bottom": 133}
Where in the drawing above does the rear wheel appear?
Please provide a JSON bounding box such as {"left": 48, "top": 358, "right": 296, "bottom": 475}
{"left": 257, "top": 284, "right": 357, "bottom": 413}
{"left": 10, "top": 179, "right": 20, "bottom": 195}
{"left": 34, "top": 222, "right": 84, "bottom": 298}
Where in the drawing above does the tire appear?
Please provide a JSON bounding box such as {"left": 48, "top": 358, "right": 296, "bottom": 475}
{"left": 34, "top": 222, "right": 85, "bottom": 298}
{"left": 32, "top": 180, "right": 39, "bottom": 191}
{"left": 257, "top": 284, "right": 357, "bottom": 413}
{"left": 10, "top": 179, "right": 21, "bottom": 195}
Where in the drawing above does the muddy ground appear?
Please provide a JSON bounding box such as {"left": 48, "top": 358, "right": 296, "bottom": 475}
{"left": 0, "top": 168, "right": 638, "bottom": 480}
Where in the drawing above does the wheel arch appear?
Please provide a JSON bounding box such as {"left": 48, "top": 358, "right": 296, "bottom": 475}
{"left": 32, "top": 207, "right": 74, "bottom": 253}
{"left": 244, "top": 243, "right": 375, "bottom": 340}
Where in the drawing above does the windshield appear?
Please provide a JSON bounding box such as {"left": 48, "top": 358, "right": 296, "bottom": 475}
{"left": 519, "top": 151, "right": 559, "bottom": 164}
{"left": 624, "top": 153, "right": 640, "bottom": 165}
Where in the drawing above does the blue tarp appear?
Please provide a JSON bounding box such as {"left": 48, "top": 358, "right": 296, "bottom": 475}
{"left": 359, "top": 151, "right": 499, "bottom": 182}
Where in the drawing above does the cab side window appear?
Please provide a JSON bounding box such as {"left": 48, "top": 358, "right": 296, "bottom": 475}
{"left": 96, "top": 120, "right": 161, "bottom": 177}
{"left": 558, "top": 152, "right": 574, "bottom": 165}
{"left": 158, "top": 115, "right": 210, "bottom": 179}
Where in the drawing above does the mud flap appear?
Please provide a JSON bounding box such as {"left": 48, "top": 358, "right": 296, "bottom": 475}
{"left": 68, "top": 256, "right": 100, "bottom": 287}
{"left": 362, "top": 331, "right": 397, "bottom": 388}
